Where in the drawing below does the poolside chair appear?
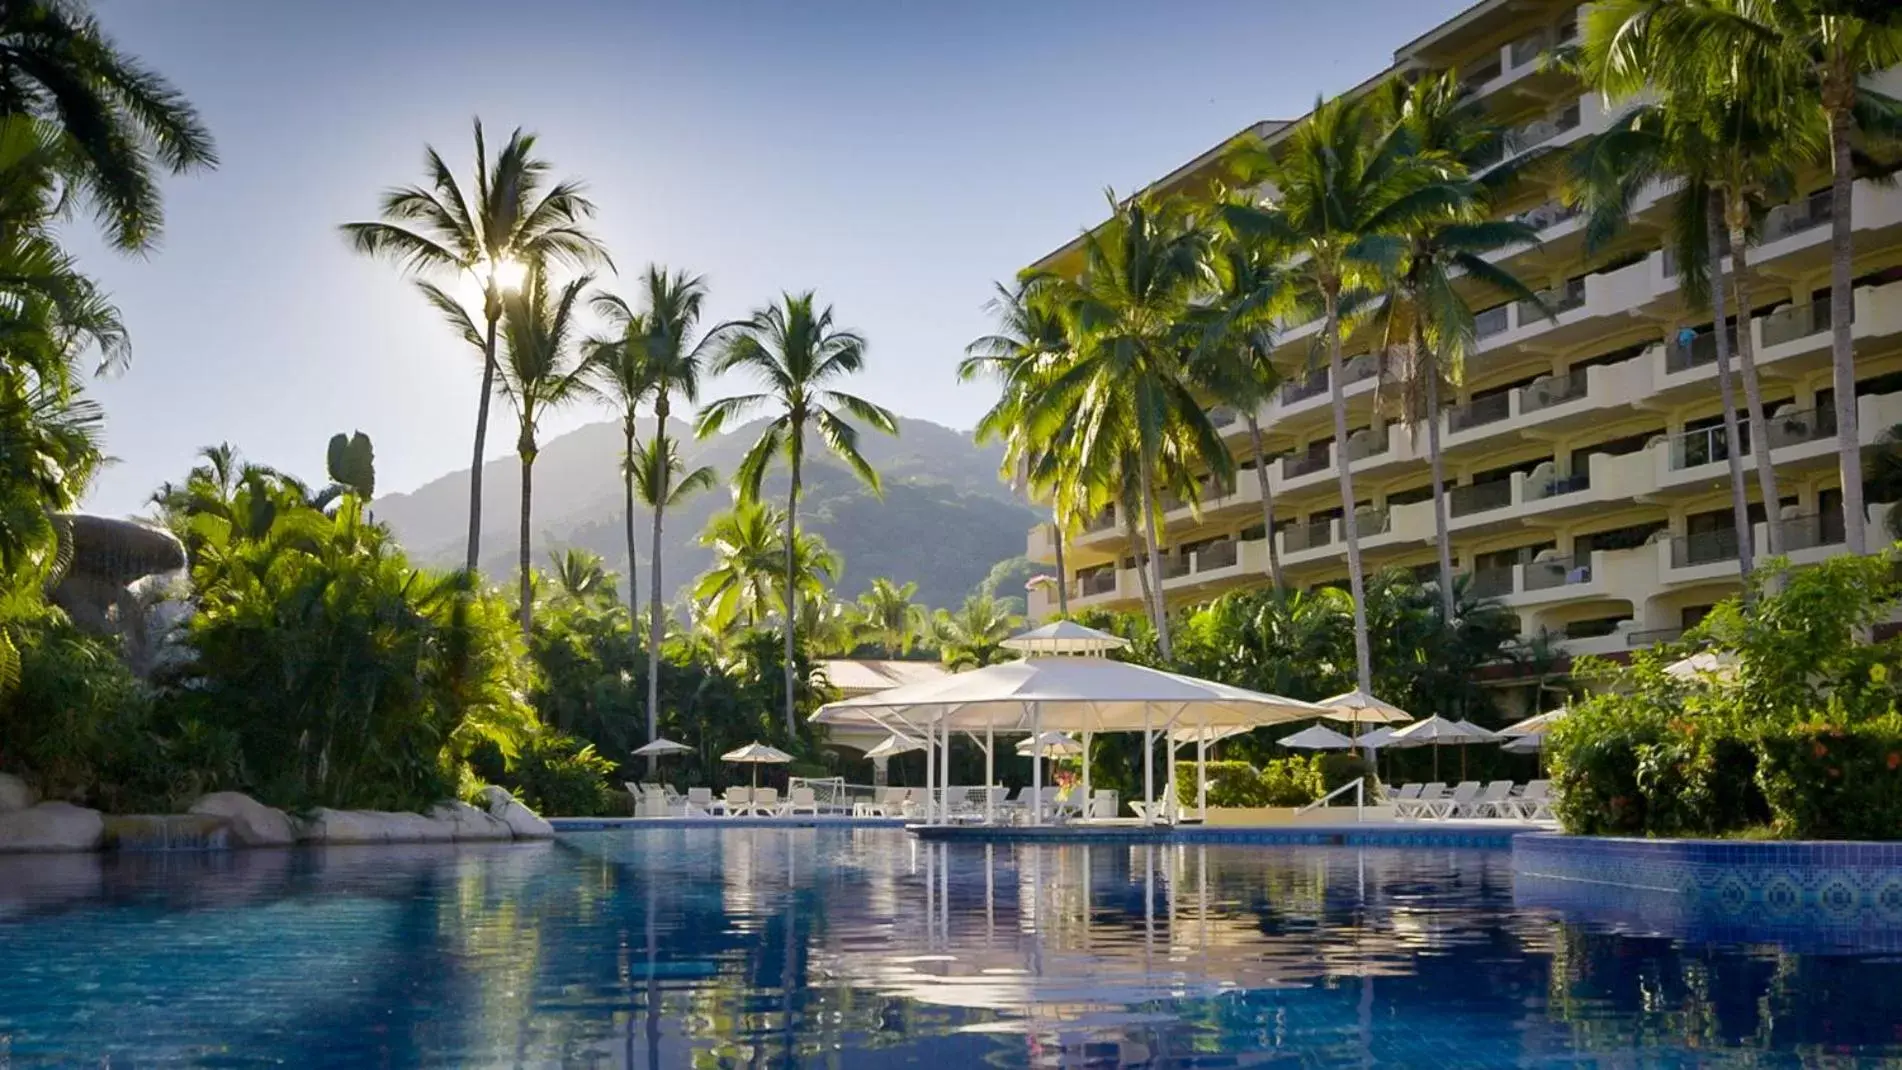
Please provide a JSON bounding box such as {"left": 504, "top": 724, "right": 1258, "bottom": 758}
{"left": 783, "top": 786, "right": 819, "bottom": 816}
{"left": 897, "top": 788, "right": 929, "bottom": 820}
{"left": 1388, "top": 783, "right": 1423, "bottom": 817}
{"left": 1427, "top": 781, "right": 1482, "bottom": 820}
{"left": 852, "top": 787, "right": 894, "bottom": 817}
{"left": 624, "top": 781, "right": 648, "bottom": 815}
{"left": 1470, "top": 780, "right": 1516, "bottom": 818}
{"left": 720, "top": 786, "right": 750, "bottom": 816}
{"left": 1513, "top": 780, "right": 1554, "bottom": 821}
{"left": 1401, "top": 783, "right": 1446, "bottom": 820}
{"left": 684, "top": 787, "right": 714, "bottom": 817}
{"left": 1051, "top": 789, "right": 1085, "bottom": 823}
{"left": 1087, "top": 790, "right": 1119, "bottom": 820}
{"left": 751, "top": 787, "right": 780, "bottom": 816}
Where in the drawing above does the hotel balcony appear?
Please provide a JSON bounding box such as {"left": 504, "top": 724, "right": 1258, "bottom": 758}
{"left": 1656, "top": 502, "right": 1894, "bottom": 589}
{"left": 1460, "top": 11, "right": 1580, "bottom": 106}
{"left": 1655, "top": 387, "right": 1902, "bottom": 493}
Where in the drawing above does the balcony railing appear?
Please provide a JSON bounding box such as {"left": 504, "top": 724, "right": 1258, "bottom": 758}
{"left": 1668, "top": 422, "right": 1749, "bottom": 470}
{"left": 1762, "top": 191, "right": 1832, "bottom": 243}
{"left": 1521, "top": 366, "right": 1590, "bottom": 413}
{"left": 1354, "top": 506, "right": 1391, "bottom": 536}
{"left": 1516, "top": 199, "right": 1580, "bottom": 232}
{"left": 1084, "top": 508, "right": 1116, "bottom": 533}
{"left": 1460, "top": 57, "right": 1504, "bottom": 95}
{"left": 1449, "top": 391, "right": 1512, "bottom": 433}
{"left": 1525, "top": 559, "right": 1592, "bottom": 591}
{"left": 1517, "top": 276, "right": 1586, "bottom": 324}
{"left": 1208, "top": 405, "right": 1239, "bottom": 429}
{"left": 1196, "top": 540, "right": 1239, "bottom": 571}
{"left": 1509, "top": 29, "right": 1552, "bottom": 69}
{"left": 1282, "top": 448, "right": 1331, "bottom": 480}
{"left": 1505, "top": 102, "right": 1581, "bottom": 156}
{"left": 1343, "top": 354, "right": 1380, "bottom": 385}
{"left": 1078, "top": 569, "right": 1117, "bottom": 597}
{"left": 1666, "top": 324, "right": 1738, "bottom": 373}
{"left": 1284, "top": 519, "right": 1333, "bottom": 553}
{"left": 1471, "top": 567, "right": 1515, "bottom": 598}
{"left": 1344, "top": 428, "right": 1389, "bottom": 463}
{"left": 1281, "top": 368, "right": 1327, "bottom": 405}
{"left": 1535, "top": 473, "right": 1591, "bottom": 500}
{"left": 1672, "top": 528, "right": 1741, "bottom": 568}
{"left": 1775, "top": 512, "right": 1846, "bottom": 553}
{"left": 1475, "top": 304, "right": 1511, "bottom": 340}
{"left": 1450, "top": 479, "right": 1514, "bottom": 518}
{"left": 1764, "top": 406, "right": 1838, "bottom": 450}
{"left": 1625, "top": 626, "right": 1684, "bottom": 648}
{"left": 1161, "top": 555, "right": 1192, "bottom": 580}
{"left": 1761, "top": 298, "right": 1840, "bottom": 348}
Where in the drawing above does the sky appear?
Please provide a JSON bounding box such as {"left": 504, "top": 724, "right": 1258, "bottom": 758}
{"left": 76, "top": 0, "right": 1471, "bottom": 515}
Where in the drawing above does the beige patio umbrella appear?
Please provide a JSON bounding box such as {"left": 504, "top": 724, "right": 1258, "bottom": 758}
{"left": 1277, "top": 723, "right": 1357, "bottom": 750}
{"left": 1387, "top": 716, "right": 1499, "bottom": 780}
{"left": 1316, "top": 689, "right": 1414, "bottom": 734}
{"left": 721, "top": 742, "right": 793, "bottom": 793}
{"left": 1500, "top": 708, "right": 1568, "bottom": 737}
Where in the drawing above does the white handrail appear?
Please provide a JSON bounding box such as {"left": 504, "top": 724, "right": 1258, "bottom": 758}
{"left": 1296, "top": 778, "right": 1365, "bottom": 822}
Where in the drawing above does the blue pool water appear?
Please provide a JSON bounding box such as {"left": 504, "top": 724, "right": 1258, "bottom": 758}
{"left": 2, "top": 828, "right": 1901, "bottom": 1067}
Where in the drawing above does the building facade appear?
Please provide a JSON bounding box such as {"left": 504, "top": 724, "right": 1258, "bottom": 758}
{"left": 1022, "top": 0, "right": 1902, "bottom": 663}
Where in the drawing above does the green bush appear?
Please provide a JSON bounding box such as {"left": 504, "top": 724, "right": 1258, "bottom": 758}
{"left": 1757, "top": 721, "right": 1902, "bottom": 840}
{"left": 1176, "top": 761, "right": 1269, "bottom": 807}
{"left": 1260, "top": 756, "right": 1325, "bottom": 806}
{"left": 510, "top": 734, "right": 618, "bottom": 817}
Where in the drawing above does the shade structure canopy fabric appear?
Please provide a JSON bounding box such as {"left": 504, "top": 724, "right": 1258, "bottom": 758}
{"left": 1000, "top": 621, "right": 1130, "bottom": 656}
{"left": 863, "top": 734, "right": 924, "bottom": 760}
{"left": 1015, "top": 731, "right": 1084, "bottom": 757}
{"left": 1387, "top": 715, "right": 1499, "bottom": 746}
{"left": 1353, "top": 726, "right": 1400, "bottom": 749}
{"left": 631, "top": 737, "right": 693, "bottom": 757}
{"left": 1500, "top": 734, "right": 1544, "bottom": 754}
{"left": 1316, "top": 689, "right": 1414, "bottom": 725}
{"left": 810, "top": 656, "right": 1324, "bottom": 733}
{"left": 721, "top": 742, "right": 793, "bottom": 764}
{"left": 1276, "top": 724, "right": 1357, "bottom": 751}
{"left": 1500, "top": 708, "right": 1568, "bottom": 738}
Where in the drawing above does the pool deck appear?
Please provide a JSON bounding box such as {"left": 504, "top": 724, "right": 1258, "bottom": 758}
{"left": 551, "top": 815, "right": 908, "bottom": 831}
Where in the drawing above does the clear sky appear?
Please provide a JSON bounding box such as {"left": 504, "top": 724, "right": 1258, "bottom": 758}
{"left": 77, "top": 0, "right": 1470, "bottom": 515}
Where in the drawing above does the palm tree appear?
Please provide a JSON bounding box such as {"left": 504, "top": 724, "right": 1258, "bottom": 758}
{"left": 1375, "top": 72, "right": 1548, "bottom": 621}
{"left": 962, "top": 277, "right": 1080, "bottom": 613}
{"left": 548, "top": 547, "right": 617, "bottom": 606}
{"left": 695, "top": 293, "right": 898, "bottom": 734}
{"left": 1223, "top": 89, "right": 1448, "bottom": 693}
{"left": 854, "top": 577, "right": 925, "bottom": 655}
{"left": 0, "top": 2, "right": 217, "bottom": 251}
{"left": 1031, "top": 194, "right": 1222, "bottom": 659}
{"left": 496, "top": 259, "right": 596, "bottom": 632}
{"left": 589, "top": 267, "right": 719, "bottom": 749}
{"left": 693, "top": 502, "right": 785, "bottom": 633}
{"left": 1581, "top": 0, "right": 1902, "bottom": 555}
{"left": 630, "top": 432, "right": 715, "bottom": 760}
{"left": 342, "top": 120, "right": 606, "bottom": 574}
{"left": 1191, "top": 230, "right": 1290, "bottom": 591}
{"left": 932, "top": 593, "right": 1022, "bottom": 670}
{"left": 1569, "top": 101, "right": 1758, "bottom": 583}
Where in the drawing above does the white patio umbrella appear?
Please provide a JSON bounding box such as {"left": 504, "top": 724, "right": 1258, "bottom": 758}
{"left": 1500, "top": 734, "right": 1544, "bottom": 755}
{"left": 632, "top": 737, "right": 693, "bottom": 757}
{"left": 1500, "top": 708, "right": 1568, "bottom": 738}
{"left": 863, "top": 734, "right": 924, "bottom": 760}
{"left": 1317, "top": 689, "right": 1414, "bottom": 728}
{"left": 721, "top": 742, "right": 793, "bottom": 793}
{"left": 1276, "top": 723, "right": 1357, "bottom": 750}
{"left": 812, "top": 655, "right": 1323, "bottom": 825}
{"left": 1015, "top": 731, "right": 1085, "bottom": 757}
{"left": 1387, "top": 716, "right": 1499, "bottom": 781}
{"left": 1000, "top": 621, "right": 1129, "bottom": 656}
{"left": 1354, "top": 726, "right": 1399, "bottom": 749}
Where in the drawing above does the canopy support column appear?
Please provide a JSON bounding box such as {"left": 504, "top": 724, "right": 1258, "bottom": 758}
{"left": 1197, "top": 720, "right": 1209, "bottom": 823}
{"left": 984, "top": 722, "right": 995, "bottom": 825}
{"left": 1142, "top": 703, "right": 1154, "bottom": 826}
{"left": 924, "top": 718, "right": 937, "bottom": 825}
{"left": 1082, "top": 730, "right": 1093, "bottom": 820}
{"left": 1031, "top": 701, "right": 1043, "bottom": 826}
{"left": 942, "top": 718, "right": 952, "bottom": 820}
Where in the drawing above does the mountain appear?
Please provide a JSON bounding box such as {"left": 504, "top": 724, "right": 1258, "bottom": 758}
{"left": 370, "top": 416, "right": 1041, "bottom": 612}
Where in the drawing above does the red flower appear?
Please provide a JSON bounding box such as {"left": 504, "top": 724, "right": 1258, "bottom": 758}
{"left": 1887, "top": 752, "right": 1900, "bottom": 771}
{"left": 1813, "top": 742, "right": 1830, "bottom": 759}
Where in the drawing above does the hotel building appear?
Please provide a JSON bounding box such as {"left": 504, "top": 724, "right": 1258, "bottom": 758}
{"left": 1022, "top": 0, "right": 1902, "bottom": 663}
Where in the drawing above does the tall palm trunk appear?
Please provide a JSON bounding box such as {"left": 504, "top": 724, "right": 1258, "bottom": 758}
{"left": 1245, "top": 414, "right": 1286, "bottom": 591}
{"left": 1417, "top": 322, "right": 1456, "bottom": 624}
{"left": 783, "top": 462, "right": 801, "bottom": 738}
{"left": 1726, "top": 219, "right": 1781, "bottom": 554}
{"left": 1826, "top": 89, "right": 1864, "bottom": 555}
{"left": 1324, "top": 287, "right": 1373, "bottom": 694}
{"left": 467, "top": 312, "right": 500, "bottom": 574}
{"left": 648, "top": 470, "right": 666, "bottom": 770}
{"left": 518, "top": 437, "right": 535, "bottom": 634}
{"left": 622, "top": 422, "right": 640, "bottom": 623}
{"left": 1120, "top": 499, "right": 1157, "bottom": 644}
{"left": 1136, "top": 450, "right": 1173, "bottom": 660}
{"left": 1051, "top": 509, "right": 1070, "bottom": 615}
{"left": 1707, "top": 200, "right": 1756, "bottom": 585}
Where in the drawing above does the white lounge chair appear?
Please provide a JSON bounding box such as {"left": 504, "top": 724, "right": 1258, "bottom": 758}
{"left": 751, "top": 787, "right": 780, "bottom": 816}
{"left": 1129, "top": 794, "right": 1180, "bottom": 824}
{"left": 1087, "top": 789, "right": 1119, "bottom": 820}
{"left": 719, "top": 786, "right": 750, "bottom": 816}
{"left": 1470, "top": 780, "right": 1516, "bottom": 818}
{"left": 853, "top": 787, "right": 897, "bottom": 817}
{"left": 1426, "top": 781, "right": 1482, "bottom": 820}
{"left": 1400, "top": 782, "right": 1446, "bottom": 820}
{"left": 782, "top": 786, "right": 819, "bottom": 816}
{"left": 1513, "top": 780, "right": 1554, "bottom": 820}
{"left": 1388, "top": 783, "right": 1423, "bottom": 816}
{"left": 684, "top": 787, "right": 714, "bottom": 817}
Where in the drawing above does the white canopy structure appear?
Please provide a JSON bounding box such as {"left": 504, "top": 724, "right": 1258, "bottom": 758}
{"left": 1276, "top": 724, "right": 1357, "bottom": 750}
{"left": 1000, "top": 621, "right": 1130, "bottom": 656}
{"left": 863, "top": 734, "right": 924, "bottom": 760}
{"left": 631, "top": 737, "right": 693, "bottom": 757}
{"left": 811, "top": 654, "right": 1323, "bottom": 825}
{"left": 1316, "top": 689, "right": 1414, "bottom": 726}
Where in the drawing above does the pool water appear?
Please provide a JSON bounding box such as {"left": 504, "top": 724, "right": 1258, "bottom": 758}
{"left": 2, "top": 828, "right": 1900, "bottom": 1067}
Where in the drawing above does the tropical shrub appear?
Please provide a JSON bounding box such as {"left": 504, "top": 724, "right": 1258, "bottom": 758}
{"left": 1176, "top": 761, "right": 1269, "bottom": 807}
{"left": 1260, "top": 757, "right": 1326, "bottom": 806}
{"left": 506, "top": 733, "right": 619, "bottom": 817}
{"left": 1757, "top": 721, "right": 1902, "bottom": 841}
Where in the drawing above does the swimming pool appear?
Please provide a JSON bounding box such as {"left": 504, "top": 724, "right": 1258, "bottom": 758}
{"left": 2, "top": 828, "right": 1899, "bottom": 1066}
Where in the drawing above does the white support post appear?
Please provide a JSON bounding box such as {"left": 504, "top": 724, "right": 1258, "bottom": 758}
{"left": 1031, "top": 702, "right": 1044, "bottom": 826}
{"left": 984, "top": 722, "right": 995, "bottom": 825}
{"left": 1082, "top": 730, "right": 1093, "bottom": 819}
{"left": 1142, "top": 704, "right": 1154, "bottom": 826}
{"left": 941, "top": 718, "right": 952, "bottom": 820}
{"left": 1197, "top": 714, "right": 1209, "bottom": 822}
{"left": 924, "top": 719, "right": 937, "bottom": 825}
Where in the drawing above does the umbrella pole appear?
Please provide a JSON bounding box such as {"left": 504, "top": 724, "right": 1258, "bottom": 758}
{"left": 942, "top": 720, "right": 952, "bottom": 819}
{"left": 1433, "top": 744, "right": 1440, "bottom": 783}
{"left": 1031, "top": 702, "right": 1043, "bottom": 827}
